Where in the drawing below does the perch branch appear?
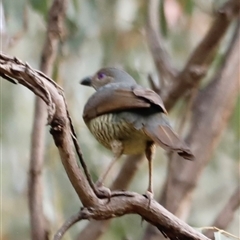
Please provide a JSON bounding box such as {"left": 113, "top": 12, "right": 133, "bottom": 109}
{"left": 77, "top": 154, "right": 145, "bottom": 240}
{"left": 0, "top": 53, "right": 210, "bottom": 240}
{"left": 58, "top": 193, "right": 211, "bottom": 240}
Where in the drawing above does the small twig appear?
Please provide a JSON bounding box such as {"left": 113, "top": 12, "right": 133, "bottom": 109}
{"left": 65, "top": 105, "right": 123, "bottom": 200}
{"left": 65, "top": 95, "right": 136, "bottom": 200}
{"left": 54, "top": 209, "right": 90, "bottom": 240}
{"left": 200, "top": 227, "right": 240, "bottom": 240}
{"left": 62, "top": 95, "right": 98, "bottom": 196}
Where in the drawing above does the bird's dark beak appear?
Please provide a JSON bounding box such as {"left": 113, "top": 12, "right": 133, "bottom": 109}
{"left": 80, "top": 76, "right": 92, "bottom": 87}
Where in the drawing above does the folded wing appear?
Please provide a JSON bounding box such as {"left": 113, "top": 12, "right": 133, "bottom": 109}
{"left": 144, "top": 123, "right": 194, "bottom": 160}
{"left": 83, "top": 84, "right": 166, "bottom": 121}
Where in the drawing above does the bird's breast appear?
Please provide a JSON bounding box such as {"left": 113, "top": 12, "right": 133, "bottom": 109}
{"left": 86, "top": 113, "right": 150, "bottom": 155}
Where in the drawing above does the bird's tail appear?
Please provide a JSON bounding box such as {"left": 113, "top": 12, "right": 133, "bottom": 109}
{"left": 144, "top": 124, "right": 194, "bottom": 161}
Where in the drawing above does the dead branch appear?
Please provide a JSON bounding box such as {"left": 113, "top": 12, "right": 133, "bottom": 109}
{"left": 0, "top": 53, "right": 210, "bottom": 240}
{"left": 204, "top": 186, "right": 240, "bottom": 239}
{"left": 163, "top": 0, "right": 240, "bottom": 110}
{"left": 28, "top": 1, "right": 68, "bottom": 240}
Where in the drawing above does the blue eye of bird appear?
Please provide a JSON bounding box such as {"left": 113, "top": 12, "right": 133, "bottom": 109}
{"left": 98, "top": 72, "right": 105, "bottom": 79}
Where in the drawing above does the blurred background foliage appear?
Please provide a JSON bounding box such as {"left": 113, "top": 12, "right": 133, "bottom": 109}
{"left": 1, "top": 0, "right": 239, "bottom": 239}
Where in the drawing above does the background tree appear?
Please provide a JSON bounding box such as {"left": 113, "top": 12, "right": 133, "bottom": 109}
{"left": 1, "top": 0, "right": 239, "bottom": 240}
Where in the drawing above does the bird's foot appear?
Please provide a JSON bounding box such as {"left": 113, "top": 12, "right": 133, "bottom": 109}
{"left": 95, "top": 181, "right": 111, "bottom": 202}
{"left": 143, "top": 191, "right": 154, "bottom": 208}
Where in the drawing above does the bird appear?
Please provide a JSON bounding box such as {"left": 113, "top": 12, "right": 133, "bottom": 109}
{"left": 80, "top": 67, "right": 194, "bottom": 199}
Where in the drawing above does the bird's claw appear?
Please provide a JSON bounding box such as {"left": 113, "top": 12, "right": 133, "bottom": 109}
{"left": 143, "top": 191, "right": 154, "bottom": 208}
{"left": 95, "top": 182, "right": 112, "bottom": 202}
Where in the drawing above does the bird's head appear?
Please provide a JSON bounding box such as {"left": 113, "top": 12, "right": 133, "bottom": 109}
{"left": 80, "top": 67, "right": 136, "bottom": 90}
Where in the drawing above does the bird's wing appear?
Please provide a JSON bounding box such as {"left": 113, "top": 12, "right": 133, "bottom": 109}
{"left": 133, "top": 86, "right": 167, "bottom": 114}
{"left": 143, "top": 123, "right": 194, "bottom": 160}
{"left": 83, "top": 87, "right": 151, "bottom": 121}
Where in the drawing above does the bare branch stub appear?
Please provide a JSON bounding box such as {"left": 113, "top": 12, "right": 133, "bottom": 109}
{"left": 54, "top": 209, "right": 90, "bottom": 240}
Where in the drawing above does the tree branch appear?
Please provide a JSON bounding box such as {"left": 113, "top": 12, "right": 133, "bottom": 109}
{"left": 0, "top": 53, "right": 210, "bottom": 240}
{"left": 28, "top": 1, "right": 68, "bottom": 239}
{"left": 143, "top": 17, "right": 240, "bottom": 240}
{"left": 0, "top": 53, "right": 97, "bottom": 206}
{"left": 162, "top": 0, "right": 240, "bottom": 110}
{"left": 61, "top": 193, "right": 211, "bottom": 240}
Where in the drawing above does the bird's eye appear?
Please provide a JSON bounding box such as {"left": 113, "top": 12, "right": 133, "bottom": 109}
{"left": 97, "top": 72, "right": 105, "bottom": 79}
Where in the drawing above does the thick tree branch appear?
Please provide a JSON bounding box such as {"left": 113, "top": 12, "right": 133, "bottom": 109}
{"left": 162, "top": 0, "right": 240, "bottom": 110}
{"left": 28, "top": 1, "right": 68, "bottom": 239}
{"left": 60, "top": 193, "right": 210, "bottom": 240}
{"left": 0, "top": 53, "right": 210, "bottom": 240}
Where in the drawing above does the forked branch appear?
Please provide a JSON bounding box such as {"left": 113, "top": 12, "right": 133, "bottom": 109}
{"left": 0, "top": 53, "right": 210, "bottom": 240}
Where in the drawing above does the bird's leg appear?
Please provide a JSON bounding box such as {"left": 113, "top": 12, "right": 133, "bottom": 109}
{"left": 96, "top": 140, "right": 123, "bottom": 187}
{"left": 145, "top": 142, "right": 155, "bottom": 206}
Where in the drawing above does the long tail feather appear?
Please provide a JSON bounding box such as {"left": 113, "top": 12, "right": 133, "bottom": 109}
{"left": 144, "top": 125, "right": 194, "bottom": 161}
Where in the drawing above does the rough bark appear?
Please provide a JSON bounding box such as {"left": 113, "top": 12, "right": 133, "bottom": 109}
{"left": 28, "top": 1, "right": 68, "bottom": 240}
